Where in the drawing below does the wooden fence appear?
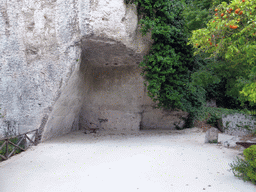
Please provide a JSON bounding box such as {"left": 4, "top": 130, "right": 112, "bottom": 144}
{"left": 0, "top": 129, "right": 39, "bottom": 161}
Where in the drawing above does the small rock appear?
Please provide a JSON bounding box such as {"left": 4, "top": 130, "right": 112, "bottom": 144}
{"left": 84, "top": 128, "right": 100, "bottom": 134}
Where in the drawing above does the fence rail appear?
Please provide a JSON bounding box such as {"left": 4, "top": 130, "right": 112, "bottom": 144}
{"left": 0, "top": 129, "right": 39, "bottom": 161}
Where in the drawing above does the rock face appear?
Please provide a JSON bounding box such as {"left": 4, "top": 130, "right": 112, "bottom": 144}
{"left": 0, "top": 0, "right": 189, "bottom": 143}
{"left": 222, "top": 113, "right": 256, "bottom": 137}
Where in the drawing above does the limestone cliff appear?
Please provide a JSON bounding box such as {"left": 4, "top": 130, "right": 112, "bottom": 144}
{"left": 0, "top": 0, "right": 189, "bottom": 142}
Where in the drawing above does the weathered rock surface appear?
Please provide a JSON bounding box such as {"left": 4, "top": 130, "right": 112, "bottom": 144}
{"left": 217, "top": 132, "right": 256, "bottom": 151}
{"left": 0, "top": 0, "right": 189, "bottom": 143}
{"left": 222, "top": 113, "right": 256, "bottom": 137}
{"left": 218, "top": 133, "right": 241, "bottom": 148}
{"left": 205, "top": 127, "right": 220, "bottom": 143}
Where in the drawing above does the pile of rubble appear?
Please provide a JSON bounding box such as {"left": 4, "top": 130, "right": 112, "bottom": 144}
{"left": 204, "top": 127, "right": 256, "bottom": 150}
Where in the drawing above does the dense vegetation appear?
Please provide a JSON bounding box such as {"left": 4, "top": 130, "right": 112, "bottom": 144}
{"left": 124, "top": 0, "right": 256, "bottom": 128}
{"left": 186, "top": 0, "right": 256, "bottom": 110}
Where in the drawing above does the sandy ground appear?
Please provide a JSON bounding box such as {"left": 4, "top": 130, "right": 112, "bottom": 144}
{"left": 0, "top": 127, "right": 256, "bottom": 192}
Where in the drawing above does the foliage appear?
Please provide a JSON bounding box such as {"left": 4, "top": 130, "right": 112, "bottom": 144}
{"left": 244, "top": 145, "right": 256, "bottom": 164}
{"left": 181, "top": 0, "right": 256, "bottom": 113}
{"left": 123, "top": 0, "right": 256, "bottom": 129}
{"left": 182, "top": 0, "right": 232, "bottom": 33}
{"left": 209, "top": 139, "right": 218, "bottom": 143}
{"left": 236, "top": 66, "right": 256, "bottom": 106}
{"left": 124, "top": 0, "right": 255, "bottom": 128}
{"left": 124, "top": 0, "right": 211, "bottom": 127}
{"left": 187, "top": 0, "right": 256, "bottom": 108}
{"left": 194, "top": 105, "right": 252, "bottom": 122}
{"left": 229, "top": 145, "right": 256, "bottom": 185}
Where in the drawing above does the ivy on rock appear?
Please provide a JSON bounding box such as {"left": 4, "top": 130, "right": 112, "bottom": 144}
{"left": 124, "top": 0, "right": 209, "bottom": 128}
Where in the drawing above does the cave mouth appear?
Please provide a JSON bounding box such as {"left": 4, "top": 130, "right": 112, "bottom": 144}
{"left": 39, "top": 35, "right": 189, "bottom": 143}
{"left": 77, "top": 35, "right": 146, "bottom": 133}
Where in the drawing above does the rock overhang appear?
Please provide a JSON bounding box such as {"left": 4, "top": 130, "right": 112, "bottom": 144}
{"left": 80, "top": 35, "right": 144, "bottom": 67}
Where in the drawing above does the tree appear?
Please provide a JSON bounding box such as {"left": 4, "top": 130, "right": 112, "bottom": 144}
{"left": 182, "top": 0, "right": 232, "bottom": 33}
{"left": 187, "top": 0, "right": 256, "bottom": 108}
{"left": 180, "top": 0, "right": 248, "bottom": 111}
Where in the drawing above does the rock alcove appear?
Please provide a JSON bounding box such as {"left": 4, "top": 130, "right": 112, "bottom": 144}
{"left": 39, "top": 34, "right": 189, "bottom": 142}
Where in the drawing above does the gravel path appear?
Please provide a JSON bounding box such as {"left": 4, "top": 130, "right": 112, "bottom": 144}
{"left": 0, "top": 128, "right": 256, "bottom": 192}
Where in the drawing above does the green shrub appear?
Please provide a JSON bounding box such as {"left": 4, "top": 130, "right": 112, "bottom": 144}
{"left": 229, "top": 145, "right": 256, "bottom": 185}
{"left": 124, "top": 0, "right": 210, "bottom": 128}
{"left": 206, "top": 113, "right": 219, "bottom": 127}
{"left": 209, "top": 139, "right": 218, "bottom": 143}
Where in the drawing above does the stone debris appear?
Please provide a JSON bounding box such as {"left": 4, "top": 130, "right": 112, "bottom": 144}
{"left": 84, "top": 128, "right": 100, "bottom": 134}
{"left": 218, "top": 133, "right": 241, "bottom": 148}
{"left": 80, "top": 127, "right": 256, "bottom": 152}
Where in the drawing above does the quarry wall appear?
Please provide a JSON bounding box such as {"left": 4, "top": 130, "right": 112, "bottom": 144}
{"left": 0, "top": 0, "right": 189, "bottom": 143}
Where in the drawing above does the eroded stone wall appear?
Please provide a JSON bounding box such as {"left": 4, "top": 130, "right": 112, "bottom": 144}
{"left": 0, "top": 0, "right": 83, "bottom": 140}
{"left": 78, "top": 35, "right": 146, "bottom": 133}
{"left": 0, "top": 0, "right": 189, "bottom": 143}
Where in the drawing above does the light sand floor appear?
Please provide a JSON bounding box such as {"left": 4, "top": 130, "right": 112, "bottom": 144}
{"left": 0, "top": 128, "right": 255, "bottom": 192}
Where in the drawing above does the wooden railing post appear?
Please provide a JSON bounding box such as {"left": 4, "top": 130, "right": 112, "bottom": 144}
{"left": 34, "top": 129, "right": 39, "bottom": 146}
{"left": 5, "top": 139, "right": 8, "bottom": 159}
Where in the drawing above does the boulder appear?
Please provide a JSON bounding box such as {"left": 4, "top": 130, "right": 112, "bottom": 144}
{"left": 218, "top": 133, "right": 241, "bottom": 148}
{"left": 205, "top": 127, "right": 220, "bottom": 143}
{"left": 84, "top": 128, "right": 100, "bottom": 134}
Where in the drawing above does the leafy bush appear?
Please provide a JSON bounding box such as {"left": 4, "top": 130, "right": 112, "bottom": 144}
{"left": 206, "top": 112, "right": 219, "bottom": 127}
{"left": 229, "top": 145, "right": 256, "bottom": 185}
{"left": 187, "top": 0, "right": 256, "bottom": 108}
{"left": 124, "top": 0, "right": 256, "bottom": 129}
{"left": 124, "top": 0, "right": 211, "bottom": 129}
